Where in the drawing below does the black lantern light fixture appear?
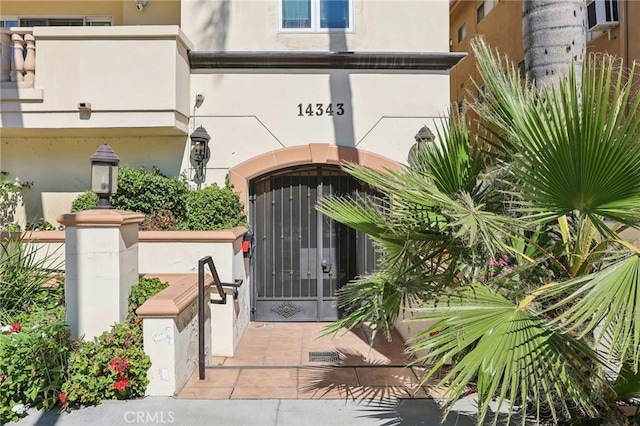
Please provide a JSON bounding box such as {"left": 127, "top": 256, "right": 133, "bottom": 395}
{"left": 190, "top": 125, "right": 211, "bottom": 188}
{"left": 415, "top": 126, "right": 435, "bottom": 144}
{"left": 90, "top": 143, "right": 120, "bottom": 209}
{"left": 408, "top": 126, "right": 435, "bottom": 166}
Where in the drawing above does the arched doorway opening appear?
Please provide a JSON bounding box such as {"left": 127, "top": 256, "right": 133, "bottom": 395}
{"left": 249, "top": 165, "right": 379, "bottom": 321}
{"left": 228, "top": 144, "right": 401, "bottom": 321}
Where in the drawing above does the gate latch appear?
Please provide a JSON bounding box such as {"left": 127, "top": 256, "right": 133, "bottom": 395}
{"left": 321, "top": 259, "right": 332, "bottom": 274}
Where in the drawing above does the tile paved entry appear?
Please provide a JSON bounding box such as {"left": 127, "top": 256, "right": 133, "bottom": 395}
{"left": 178, "top": 322, "right": 441, "bottom": 400}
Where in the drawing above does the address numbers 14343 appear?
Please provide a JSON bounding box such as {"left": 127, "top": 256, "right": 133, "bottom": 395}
{"left": 297, "top": 103, "right": 345, "bottom": 117}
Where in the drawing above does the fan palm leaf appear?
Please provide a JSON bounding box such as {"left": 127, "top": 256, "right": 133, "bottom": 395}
{"left": 410, "top": 284, "right": 607, "bottom": 425}
{"left": 411, "top": 114, "right": 486, "bottom": 198}
{"left": 540, "top": 254, "right": 640, "bottom": 371}
{"left": 473, "top": 39, "right": 640, "bottom": 233}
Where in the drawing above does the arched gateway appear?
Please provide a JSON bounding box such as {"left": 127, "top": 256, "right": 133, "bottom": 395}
{"left": 229, "top": 144, "right": 401, "bottom": 321}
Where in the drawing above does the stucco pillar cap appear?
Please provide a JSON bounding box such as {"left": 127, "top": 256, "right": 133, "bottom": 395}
{"left": 57, "top": 209, "right": 145, "bottom": 227}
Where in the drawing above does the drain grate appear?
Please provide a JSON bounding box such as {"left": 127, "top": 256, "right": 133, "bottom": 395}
{"left": 308, "top": 351, "right": 341, "bottom": 363}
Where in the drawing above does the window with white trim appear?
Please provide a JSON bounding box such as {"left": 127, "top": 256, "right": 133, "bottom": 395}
{"left": 280, "top": 0, "right": 352, "bottom": 32}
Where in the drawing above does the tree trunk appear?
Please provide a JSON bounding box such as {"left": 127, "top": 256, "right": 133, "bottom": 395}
{"left": 522, "top": 0, "right": 587, "bottom": 89}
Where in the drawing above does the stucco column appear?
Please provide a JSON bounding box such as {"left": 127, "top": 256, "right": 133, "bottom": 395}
{"left": 58, "top": 210, "right": 144, "bottom": 341}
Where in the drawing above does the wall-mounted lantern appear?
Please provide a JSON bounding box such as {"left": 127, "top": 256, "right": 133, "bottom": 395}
{"left": 190, "top": 125, "right": 211, "bottom": 188}
{"left": 408, "top": 126, "right": 435, "bottom": 166}
{"left": 90, "top": 143, "right": 120, "bottom": 209}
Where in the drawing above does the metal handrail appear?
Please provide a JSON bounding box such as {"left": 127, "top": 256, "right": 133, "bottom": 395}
{"left": 197, "top": 256, "right": 244, "bottom": 380}
{"left": 198, "top": 256, "right": 225, "bottom": 380}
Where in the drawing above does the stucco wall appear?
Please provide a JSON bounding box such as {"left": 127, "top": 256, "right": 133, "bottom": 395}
{"left": 180, "top": 0, "right": 449, "bottom": 52}
{"left": 143, "top": 303, "right": 211, "bottom": 396}
{"left": 1, "top": 136, "right": 189, "bottom": 224}
{"left": 0, "top": 0, "right": 180, "bottom": 26}
{"left": 191, "top": 71, "right": 450, "bottom": 188}
{"left": 1, "top": 26, "right": 192, "bottom": 136}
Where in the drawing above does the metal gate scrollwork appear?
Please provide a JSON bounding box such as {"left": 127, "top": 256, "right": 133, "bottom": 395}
{"left": 251, "top": 166, "right": 378, "bottom": 321}
{"left": 271, "top": 302, "right": 302, "bottom": 318}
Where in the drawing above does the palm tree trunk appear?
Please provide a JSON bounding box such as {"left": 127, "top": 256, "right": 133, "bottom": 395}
{"left": 522, "top": 0, "right": 587, "bottom": 89}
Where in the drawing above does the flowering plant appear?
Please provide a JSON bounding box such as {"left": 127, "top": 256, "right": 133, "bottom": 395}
{"left": 0, "top": 320, "right": 71, "bottom": 424}
{"left": 60, "top": 321, "right": 150, "bottom": 407}
{"left": 113, "top": 376, "right": 130, "bottom": 392}
{"left": 108, "top": 357, "right": 130, "bottom": 374}
{"left": 0, "top": 176, "right": 31, "bottom": 232}
{"left": 0, "top": 323, "right": 21, "bottom": 334}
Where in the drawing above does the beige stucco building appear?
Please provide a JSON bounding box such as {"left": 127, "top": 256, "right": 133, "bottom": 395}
{"left": 1, "top": 0, "right": 461, "bottom": 322}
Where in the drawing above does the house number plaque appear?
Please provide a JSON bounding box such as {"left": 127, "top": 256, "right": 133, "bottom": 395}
{"left": 297, "top": 103, "right": 345, "bottom": 117}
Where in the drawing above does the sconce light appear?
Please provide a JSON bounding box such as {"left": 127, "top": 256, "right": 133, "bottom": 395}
{"left": 190, "top": 126, "right": 211, "bottom": 187}
{"left": 408, "top": 126, "right": 435, "bottom": 166}
{"left": 90, "top": 143, "right": 120, "bottom": 209}
{"left": 134, "top": 0, "right": 148, "bottom": 11}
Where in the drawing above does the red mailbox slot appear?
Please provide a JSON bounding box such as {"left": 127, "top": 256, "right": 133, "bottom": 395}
{"left": 242, "top": 232, "right": 253, "bottom": 257}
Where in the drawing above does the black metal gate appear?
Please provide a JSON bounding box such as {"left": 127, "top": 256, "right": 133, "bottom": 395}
{"left": 250, "top": 166, "right": 376, "bottom": 321}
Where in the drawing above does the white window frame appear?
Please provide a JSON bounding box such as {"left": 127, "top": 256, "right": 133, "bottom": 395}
{"left": 278, "top": 0, "right": 354, "bottom": 33}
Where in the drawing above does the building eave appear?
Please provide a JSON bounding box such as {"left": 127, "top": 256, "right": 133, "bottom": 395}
{"left": 189, "top": 51, "right": 467, "bottom": 71}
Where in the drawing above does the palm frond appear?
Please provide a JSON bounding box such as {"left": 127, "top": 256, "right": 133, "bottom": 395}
{"left": 613, "top": 361, "right": 640, "bottom": 399}
{"left": 316, "top": 194, "right": 400, "bottom": 243}
{"left": 412, "top": 114, "right": 487, "bottom": 199}
{"left": 472, "top": 38, "right": 640, "bottom": 230}
{"left": 409, "top": 284, "right": 607, "bottom": 425}
{"left": 541, "top": 254, "right": 640, "bottom": 371}
{"left": 322, "top": 270, "right": 437, "bottom": 340}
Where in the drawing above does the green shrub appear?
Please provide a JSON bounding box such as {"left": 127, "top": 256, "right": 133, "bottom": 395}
{"left": 70, "top": 167, "right": 247, "bottom": 231}
{"left": 0, "top": 319, "right": 71, "bottom": 424}
{"left": 0, "top": 178, "right": 29, "bottom": 232}
{"left": 11, "top": 278, "right": 66, "bottom": 326}
{"left": 139, "top": 208, "right": 176, "bottom": 231}
{"left": 110, "top": 166, "right": 188, "bottom": 221}
{"left": 25, "top": 220, "right": 58, "bottom": 231}
{"left": 127, "top": 277, "right": 168, "bottom": 319}
{"left": 70, "top": 190, "right": 98, "bottom": 212}
{"left": 183, "top": 183, "right": 245, "bottom": 231}
{"left": 61, "top": 321, "right": 150, "bottom": 407}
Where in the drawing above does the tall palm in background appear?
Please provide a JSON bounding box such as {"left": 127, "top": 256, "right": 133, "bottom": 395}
{"left": 522, "top": 0, "right": 586, "bottom": 89}
{"left": 319, "top": 38, "right": 640, "bottom": 425}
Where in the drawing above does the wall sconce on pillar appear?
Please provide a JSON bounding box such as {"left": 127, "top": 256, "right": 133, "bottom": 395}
{"left": 90, "top": 143, "right": 120, "bottom": 209}
{"left": 190, "top": 126, "right": 211, "bottom": 188}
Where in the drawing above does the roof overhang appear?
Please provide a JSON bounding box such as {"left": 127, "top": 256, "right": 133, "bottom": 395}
{"left": 189, "top": 51, "right": 466, "bottom": 71}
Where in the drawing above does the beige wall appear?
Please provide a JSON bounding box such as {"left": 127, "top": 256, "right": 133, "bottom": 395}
{"left": 0, "top": 0, "right": 180, "bottom": 26}
{"left": 1, "top": 0, "right": 454, "bottom": 223}
{"left": 1, "top": 26, "right": 192, "bottom": 135}
{"left": 181, "top": 0, "right": 449, "bottom": 52}
{"left": 121, "top": 0, "right": 181, "bottom": 26}
{"left": 191, "top": 70, "right": 449, "bottom": 188}
{"left": 1, "top": 136, "right": 189, "bottom": 224}
{"left": 1, "top": 1, "right": 124, "bottom": 23}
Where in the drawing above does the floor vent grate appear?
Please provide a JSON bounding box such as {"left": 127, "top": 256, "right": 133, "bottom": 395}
{"left": 308, "top": 351, "right": 341, "bottom": 363}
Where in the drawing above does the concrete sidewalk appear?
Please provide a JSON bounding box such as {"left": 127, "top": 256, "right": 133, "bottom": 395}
{"left": 15, "top": 397, "right": 480, "bottom": 426}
